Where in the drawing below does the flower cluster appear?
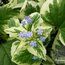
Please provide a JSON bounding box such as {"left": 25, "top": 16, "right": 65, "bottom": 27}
{"left": 30, "top": 41, "right": 37, "bottom": 47}
{"left": 19, "top": 31, "right": 37, "bottom": 47}
{"left": 21, "top": 16, "right": 32, "bottom": 26}
{"left": 19, "top": 31, "right": 33, "bottom": 38}
{"left": 19, "top": 16, "right": 46, "bottom": 47}
{"left": 37, "top": 28, "right": 46, "bottom": 42}
{"left": 18, "top": 16, "right": 47, "bottom": 61}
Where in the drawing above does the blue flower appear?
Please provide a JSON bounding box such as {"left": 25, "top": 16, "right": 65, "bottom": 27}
{"left": 30, "top": 41, "right": 37, "bottom": 47}
{"left": 26, "top": 32, "right": 33, "bottom": 38}
{"left": 19, "top": 31, "right": 33, "bottom": 38}
{"left": 21, "top": 16, "right": 32, "bottom": 26}
{"left": 19, "top": 32, "right": 25, "bottom": 38}
{"left": 39, "top": 36, "right": 46, "bottom": 42}
{"left": 37, "top": 29, "right": 43, "bottom": 35}
{"left": 25, "top": 16, "right": 32, "bottom": 24}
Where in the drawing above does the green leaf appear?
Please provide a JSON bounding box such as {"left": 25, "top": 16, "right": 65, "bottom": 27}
{"left": 40, "top": 0, "right": 65, "bottom": 27}
{"left": 24, "top": 1, "right": 40, "bottom": 16}
{"left": 8, "top": 0, "right": 25, "bottom": 7}
{"left": 59, "top": 22, "right": 65, "bottom": 46}
{"left": 27, "top": 39, "right": 46, "bottom": 60}
{"left": 0, "top": 6, "right": 19, "bottom": 21}
{"left": 0, "top": 41, "right": 16, "bottom": 65}
{"left": 42, "top": 56, "right": 55, "bottom": 65}
{"left": 18, "top": 0, "right": 25, "bottom": 3}
{"left": 38, "top": 0, "right": 46, "bottom": 7}
{"left": 51, "top": 33, "right": 65, "bottom": 64}
{"left": 17, "top": 0, "right": 27, "bottom": 19}
{"left": 4, "top": 18, "right": 26, "bottom": 38}
{"left": 51, "top": 22, "right": 65, "bottom": 64}
{"left": 12, "top": 0, "right": 26, "bottom": 9}
{"left": 30, "top": 12, "right": 52, "bottom": 37}
{"left": 19, "top": 1, "right": 40, "bottom": 19}
{"left": 7, "top": 18, "right": 20, "bottom": 28}
{"left": 59, "top": 29, "right": 65, "bottom": 46}
{"left": 40, "top": 0, "right": 54, "bottom": 16}
{"left": 5, "top": 26, "right": 26, "bottom": 38}
{"left": 25, "top": 12, "right": 41, "bottom": 31}
{"left": 11, "top": 40, "right": 41, "bottom": 65}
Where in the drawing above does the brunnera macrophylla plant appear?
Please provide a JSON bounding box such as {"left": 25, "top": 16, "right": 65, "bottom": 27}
{"left": 1, "top": 0, "right": 65, "bottom": 65}
{"left": 5, "top": 12, "right": 52, "bottom": 65}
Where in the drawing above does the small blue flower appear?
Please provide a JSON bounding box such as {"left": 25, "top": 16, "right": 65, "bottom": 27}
{"left": 30, "top": 41, "right": 37, "bottom": 47}
{"left": 19, "top": 32, "right": 25, "bottom": 38}
{"left": 39, "top": 36, "right": 46, "bottom": 42}
{"left": 25, "top": 16, "right": 32, "bottom": 24}
{"left": 37, "top": 29, "right": 43, "bottom": 35}
{"left": 19, "top": 31, "right": 33, "bottom": 38}
{"left": 26, "top": 32, "right": 33, "bottom": 38}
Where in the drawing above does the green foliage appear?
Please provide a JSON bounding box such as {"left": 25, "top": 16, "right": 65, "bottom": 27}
{"left": 0, "top": 0, "right": 26, "bottom": 41}
{"left": 42, "top": 56, "right": 55, "bottom": 65}
{"left": 1, "top": 0, "right": 65, "bottom": 65}
{"left": 24, "top": 1, "right": 40, "bottom": 16}
{"left": 0, "top": 6, "right": 19, "bottom": 23}
{"left": 40, "top": 0, "right": 65, "bottom": 27}
{"left": 0, "top": 40, "right": 16, "bottom": 65}
{"left": 18, "top": 0, "right": 40, "bottom": 20}
{"left": 40, "top": 0, "right": 65, "bottom": 64}
{"left": 5, "top": 12, "right": 50, "bottom": 65}
{"left": 11, "top": 40, "right": 41, "bottom": 65}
